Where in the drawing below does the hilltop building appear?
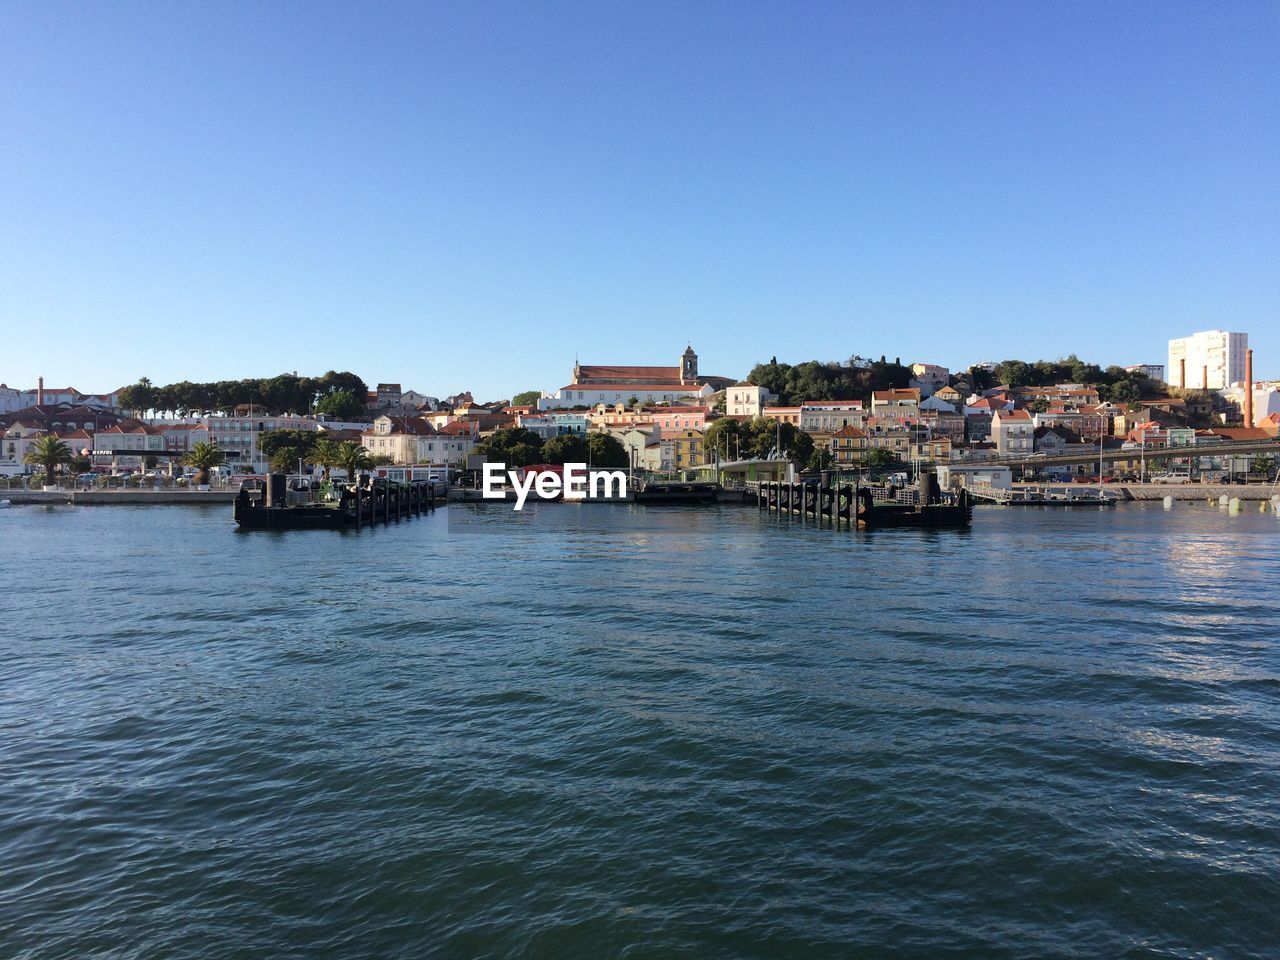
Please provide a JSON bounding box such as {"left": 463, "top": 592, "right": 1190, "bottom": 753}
{"left": 538, "top": 346, "right": 729, "bottom": 410}
{"left": 1167, "top": 330, "right": 1247, "bottom": 390}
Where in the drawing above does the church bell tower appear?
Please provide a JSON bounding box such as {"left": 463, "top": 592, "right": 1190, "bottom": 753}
{"left": 681, "top": 345, "right": 698, "bottom": 384}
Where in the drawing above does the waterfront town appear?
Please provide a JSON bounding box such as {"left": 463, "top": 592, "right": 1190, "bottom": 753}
{"left": 3, "top": 329, "right": 1278, "bottom": 492}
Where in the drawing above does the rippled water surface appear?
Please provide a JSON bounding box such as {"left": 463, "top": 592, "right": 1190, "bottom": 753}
{"left": 2, "top": 501, "right": 1279, "bottom": 959}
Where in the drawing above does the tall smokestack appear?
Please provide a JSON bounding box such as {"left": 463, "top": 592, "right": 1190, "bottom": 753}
{"left": 1179, "top": 358, "right": 1186, "bottom": 389}
{"left": 37, "top": 376, "right": 44, "bottom": 406}
{"left": 1245, "top": 349, "right": 1254, "bottom": 427}
{"left": 1203, "top": 365, "right": 1209, "bottom": 391}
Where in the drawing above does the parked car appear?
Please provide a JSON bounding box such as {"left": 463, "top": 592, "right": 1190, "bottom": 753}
{"left": 1150, "top": 473, "right": 1191, "bottom": 484}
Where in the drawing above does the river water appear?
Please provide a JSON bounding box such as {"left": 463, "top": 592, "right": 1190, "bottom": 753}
{"left": 2, "top": 501, "right": 1278, "bottom": 959}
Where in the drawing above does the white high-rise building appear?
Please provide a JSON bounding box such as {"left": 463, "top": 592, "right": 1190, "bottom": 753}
{"left": 1166, "top": 330, "right": 1248, "bottom": 390}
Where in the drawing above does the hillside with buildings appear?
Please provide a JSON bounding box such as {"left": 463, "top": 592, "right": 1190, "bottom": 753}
{"left": 3, "top": 331, "right": 1277, "bottom": 482}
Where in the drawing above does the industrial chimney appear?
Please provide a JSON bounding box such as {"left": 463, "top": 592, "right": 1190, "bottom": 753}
{"left": 37, "top": 376, "right": 44, "bottom": 406}
{"left": 1179, "top": 358, "right": 1186, "bottom": 389}
{"left": 1244, "top": 349, "right": 1254, "bottom": 427}
{"left": 1203, "top": 365, "right": 1209, "bottom": 391}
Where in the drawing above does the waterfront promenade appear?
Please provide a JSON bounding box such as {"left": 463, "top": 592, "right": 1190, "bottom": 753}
{"left": 3, "top": 488, "right": 237, "bottom": 505}
{"left": 1010, "top": 481, "right": 1280, "bottom": 501}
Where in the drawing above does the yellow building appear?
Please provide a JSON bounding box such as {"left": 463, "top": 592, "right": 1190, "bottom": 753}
{"left": 664, "top": 428, "right": 705, "bottom": 471}
{"left": 831, "top": 425, "right": 868, "bottom": 465}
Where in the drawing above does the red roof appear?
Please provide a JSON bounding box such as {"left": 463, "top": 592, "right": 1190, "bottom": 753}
{"left": 375, "top": 416, "right": 437, "bottom": 436}
{"left": 576, "top": 365, "right": 681, "bottom": 381}
{"left": 1197, "top": 427, "right": 1271, "bottom": 441}
{"left": 562, "top": 383, "right": 706, "bottom": 392}
{"left": 438, "top": 421, "right": 476, "bottom": 436}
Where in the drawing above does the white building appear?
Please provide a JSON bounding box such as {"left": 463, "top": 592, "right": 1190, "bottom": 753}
{"left": 620, "top": 427, "right": 658, "bottom": 470}
{"left": 539, "top": 381, "right": 712, "bottom": 410}
{"left": 798, "top": 401, "right": 864, "bottom": 433}
{"left": 725, "top": 383, "right": 773, "bottom": 418}
{"left": 920, "top": 393, "right": 958, "bottom": 413}
{"left": 870, "top": 389, "right": 921, "bottom": 420}
{"left": 537, "top": 347, "right": 724, "bottom": 410}
{"left": 1125, "top": 364, "right": 1165, "bottom": 382}
{"left": 399, "top": 390, "right": 439, "bottom": 410}
{"left": 0, "top": 385, "right": 23, "bottom": 413}
{"left": 362, "top": 415, "right": 474, "bottom": 466}
{"left": 1167, "top": 330, "right": 1247, "bottom": 390}
{"left": 1221, "top": 381, "right": 1280, "bottom": 428}
{"left": 204, "top": 413, "right": 320, "bottom": 471}
{"left": 991, "top": 409, "right": 1034, "bottom": 457}
{"left": 909, "top": 363, "right": 950, "bottom": 398}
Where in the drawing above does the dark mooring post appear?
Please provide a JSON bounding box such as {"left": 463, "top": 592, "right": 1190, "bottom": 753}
{"left": 355, "top": 482, "right": 363, "bottom": 530}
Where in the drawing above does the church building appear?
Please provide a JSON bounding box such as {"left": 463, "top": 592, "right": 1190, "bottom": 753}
{"left": 538, "top": 347, "right": 731, "bottom": 410}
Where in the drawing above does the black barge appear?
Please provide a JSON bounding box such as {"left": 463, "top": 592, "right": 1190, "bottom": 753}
{"left": 234, "top": 474, "right": 436, "bottom": 530}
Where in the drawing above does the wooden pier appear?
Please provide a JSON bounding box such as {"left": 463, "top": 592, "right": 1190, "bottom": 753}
{"left": 234, "top": 474, "right": 437, "bottom": 530}
{"left": 756, "top": 473, "right": 971, "bottom": 529}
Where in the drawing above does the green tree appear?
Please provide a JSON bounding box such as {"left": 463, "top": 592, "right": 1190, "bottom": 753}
{"left": 336, "top": 441, "right": 374, "bottom": 481}
{"left": 1253, "top": 453, "right": 1275, "bottom": 477}
{"left": 994, "top": 360, "right": 1033, "bottom": 389}
{"left": 316, "top": 388, "right": 365, "bottom": 420}
{"left": 585, "top": 432, "right": 629, "bottom": 468}
{"left": 259, "top": 429, "right": 320, "bottom": 460}
{"left": 738, "top": 416, "right": 810, "bottom": 463}
{"left": 864, "top": 448, "right": 899, "bottom": 471}
{"left": 543, "top": 434, "right": 587, "bottom": 464}
{"left": 787, "top": 429, "right": 815, "bottom": 467}
{"left": 806, "top": 447, "right": 834, "bottom": 472}
{"left": 269, "top": 446, "right": 304, "bottom": 474}
{"left": 510, "top": 390, "right": 541, "bottom": 407}
{"left": 317, "top": 371, "right": 369, "bottom": 401}
{"left": 476, "top": 428, "right": 545, "bottom": 467}
{"left": 703, "top": 418, "right": 745, "bottom": 461}
{"left": 24, "top": 435, "right": 75, "bottom": 486}
{"left": 307, "top": 438, "right": 343, "bottom": 480}
{"left": 183, "top": 441, "right": 225, "bottom": 486}
{"left": 747, "top": 358, "right": 792, "bottom": 400}
{"left": 1110, "top": 379, "right": 1142, "bottom": 405}
{"left": 967, "top": 366, "right": 997, "bottom": 392}
{"left": 116, "top": 377, "right": 157, "bottom": 416}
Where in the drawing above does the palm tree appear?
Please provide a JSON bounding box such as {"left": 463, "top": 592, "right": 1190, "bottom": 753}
{"left": 269, "top": 445, "right": 303, "bottom": 475}
{"left": 308, "top": 438, "right": 342, "bottom": 480}
{"left": 24, "top": 435, "right": 74, "bottom": 487}
{"left": 336, "top": 441, "right": 374, "bottom": 483}
{"left": 183, "top": 441, "right": 225, "bottom": 486}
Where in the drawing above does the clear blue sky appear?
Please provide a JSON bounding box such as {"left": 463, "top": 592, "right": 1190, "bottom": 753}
{"left": 3, "top": 1, "right": 1277, "bottom": 398}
